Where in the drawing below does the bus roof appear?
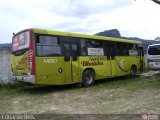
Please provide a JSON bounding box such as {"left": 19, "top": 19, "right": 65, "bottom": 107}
{"left": 28, "top": 28, "right": 141, "bottom": 44}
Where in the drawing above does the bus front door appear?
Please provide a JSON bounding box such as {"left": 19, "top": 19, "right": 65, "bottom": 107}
{"left": 63, "top": 42, "right": 79, "bottom": 84}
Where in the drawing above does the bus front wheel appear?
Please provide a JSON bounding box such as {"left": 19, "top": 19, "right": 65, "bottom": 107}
{"left": 82, "top": 70, "right": 95, "bottom": 87}
{"left": 130, "top": 66, "right": 137, "bottom": 78}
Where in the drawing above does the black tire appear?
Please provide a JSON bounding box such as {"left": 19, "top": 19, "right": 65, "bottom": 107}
{"left": 82, "top": 70, "right": 95, "bottom": 87}
{"left": 130, "top": 66, "right": 137, "bottom": 78}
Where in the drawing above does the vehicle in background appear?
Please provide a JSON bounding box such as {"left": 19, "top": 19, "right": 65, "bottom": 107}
{"left": 147, "top": 44, "right": 160, "bottom": 70}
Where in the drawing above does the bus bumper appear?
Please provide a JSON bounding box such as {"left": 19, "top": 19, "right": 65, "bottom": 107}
{"left": 148, "top": 62, "right": 160, "bottom": 70}
{"left": 12, "top": 75, "right": 35, "bottom": 84}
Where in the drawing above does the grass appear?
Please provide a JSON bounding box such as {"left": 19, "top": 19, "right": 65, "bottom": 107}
{"left": 0, "top": 76, "right": 160, "bottom": 114}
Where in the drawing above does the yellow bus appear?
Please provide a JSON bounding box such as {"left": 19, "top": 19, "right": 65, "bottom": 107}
{"left": 11, "top": 28, "right": 144, "bottom": 87}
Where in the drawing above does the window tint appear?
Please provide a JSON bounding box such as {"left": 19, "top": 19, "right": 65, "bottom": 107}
{"left": 80, "top": 39, "right": 87, "bottom": 56}
{"left": 117, "top": 43, "right": 138, "bottom": 56}
{"left": 86, "top": 40, "right": 104, "bottom": 56}
{"left": 86, "top": 40, "right": 103, "bottom": 48}
{"left": 148, "top": 45, "right": 160, "bottom": 55}
{"left": 117, "top": 43, "right": 129, "bottom": 56}
{"left": 72, "top": 44, "right": 78, "bottom": 54}
{"left": 64, "top": 44, "right": 70, "bottom": 61}
{"left": 72, "top": 44, "right": 78, "bottom": 61}
{"left": 64, "top": 44, "right": 70, "bottom": 56}
{"left": 38, "top": 36, "right": 59, "bottom": 45}
{"left": 36, "top": 35, "right": 61, "bottom": 56}
{"left": 128, "top": 44, "right": 138, "bottom": 56}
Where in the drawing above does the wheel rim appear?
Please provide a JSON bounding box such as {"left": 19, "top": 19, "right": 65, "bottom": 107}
{"left": 85, "top": 73, "right": 93, "bottom": 84}
{"left": 131, "top": 68, "right": 135, "bottom": 77}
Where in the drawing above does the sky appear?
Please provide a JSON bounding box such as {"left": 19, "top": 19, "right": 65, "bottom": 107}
{"left": 0, "top": 0, "right": 160, "bottom": 43}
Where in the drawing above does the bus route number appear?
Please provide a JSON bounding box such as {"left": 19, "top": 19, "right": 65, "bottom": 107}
{"left": 44, "top": 59, "right": 57, "bottom": 64}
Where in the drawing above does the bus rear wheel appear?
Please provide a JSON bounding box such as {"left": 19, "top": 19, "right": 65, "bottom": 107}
{"left": 82, "top": 70, "right": 95, "bottom": 87}
{"left": 130, "top": 66, "right": 137, "bottom": 78}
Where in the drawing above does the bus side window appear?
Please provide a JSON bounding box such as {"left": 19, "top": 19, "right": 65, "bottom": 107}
{"left": 80, "top": 39, "right": 87, "bottom": 56}
{"left": 36, "top": 35, "right": 61, "bottom": 56}
{"left": 117, "top": 42, "right": 129, "bottom": 56}
{"left": 86, "top": 39, "right": 104, "bottom": 56}
{"left": 64, "top": 44, "right": 70, "bottom": 61}
{"left": 129, "top": 44, "right": 138, "bottom": 56}
{"left": 72, "top": 44, "right": 78, "bottom": 61}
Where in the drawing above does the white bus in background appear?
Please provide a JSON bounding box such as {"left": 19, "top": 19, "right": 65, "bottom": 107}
{"left": 147, "top": 44, "right": 160, "bottom": 70}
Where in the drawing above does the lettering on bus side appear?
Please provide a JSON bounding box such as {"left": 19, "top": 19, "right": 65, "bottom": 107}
{"left": 89, "top": 57, "right": 107, "bottom": 61}
{"left": 43, "top": 59, "right": 57, "bottom": 64}
{"left": 81, "top": 61, "right": 104, "bottom": 66}
{"left": 81, "top": 57, "right": 106, "bottom": 66}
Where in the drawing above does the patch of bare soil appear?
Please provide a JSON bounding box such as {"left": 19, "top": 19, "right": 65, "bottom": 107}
{"left": 3, "top": 87, "right": 160, "bottom": 114}
{"left": 139, "top": 70, "right": 160, "bottom": 79}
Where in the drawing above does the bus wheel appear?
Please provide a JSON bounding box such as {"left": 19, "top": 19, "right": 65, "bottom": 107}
{"left": 130, "top": 66, "right": 137, "bottom": 78}
{"left": 82, "top": 70, "right": 95, "bottom": 87}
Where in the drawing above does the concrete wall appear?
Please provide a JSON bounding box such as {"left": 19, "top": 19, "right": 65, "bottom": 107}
{"left": 0, "top": 48, "right": 12, "bottom": 84}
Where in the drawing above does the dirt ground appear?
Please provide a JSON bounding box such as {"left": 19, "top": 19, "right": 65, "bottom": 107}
{"left": 7, "top": 88, "right": 160, "bottom": 114}
{"left": 0, "top": 73, "right": 160, "bottom": 115}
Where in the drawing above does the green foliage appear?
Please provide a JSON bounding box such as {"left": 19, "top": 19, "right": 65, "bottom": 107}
{"left": 0, "top": 83, "right": 26, "bottom": 90}
{"left": 95, "top": 76, "right": 160, "bottom": 90}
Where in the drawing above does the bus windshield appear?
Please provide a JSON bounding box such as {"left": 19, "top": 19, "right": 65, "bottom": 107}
{"left": 148, "top": 45, "right": 160, "bottom": 55}
{"left": 12, "top": 31, "right": 30, "bottom": 52}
